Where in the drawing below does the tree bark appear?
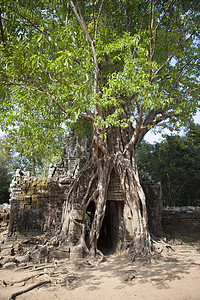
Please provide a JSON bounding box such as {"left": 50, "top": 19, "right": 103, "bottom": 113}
{"left": 60, "top": 126, "right": 151, "bottom": 260}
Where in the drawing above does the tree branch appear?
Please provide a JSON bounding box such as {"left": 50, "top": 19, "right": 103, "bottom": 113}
{"left": 133, "top": 1, "right": 147, "bottom": 56}
{"left": 3, "top": 81, "right": 69, "bottom": 115}
{"left": 173, "top": 69, "right": 186, "bottom": 89}
{"left": 134, "top": 127, "right": 149, "bottom": 149}
{"left": 172, "top": 86, "right": 200, "bottom": 100}
{"left": 154, "top": 54, "right": 173, "bottom": 76}
{"left": 81, "top": 171, "right": 98, "bottom": 205}
{"left": 149, "top": 0, "right": 154, "bottom": 62}
{"left": 10, "top": 7, "right": 49, "bottom": 36}
{"left": 180, "top": 52, "right": 200, "bottom": 70}
{"left": 173, "top": 52, "right": 200, "bottom": 88}
{"left": 65, "top": 2, "right": 70, "bottom": 26}
{"left": 93, "top": 133, "right": 108, "bottom": 155}
{"left": 92, "top": 0, "right": 96, "bottom": 38}
{"left": 151, "top": 0, "right": 175, "bottom": 61}
{"left": 79, "top": 114, "right": 94, "bottom": 122}
{"left": 143, "top": 108, "right": 163, "bottom": 126}
{"left": 94, "top": 0, "right": 105, "bottom": 43}
{"left": 180, "top": 0, "right": 198, "bottom": 34}
{"left": 185, "top": 25, "right": 200, "bottom": 43}
{"left": 124, "top": 105, "right": 144, "bottom": 154}
{"left": 68, "top": 0, "right": 100, "bottom": 119}
{"left": 68, "top": 0, "right": 92, "bottom": 43}
{"left": 0, "top": 13, "right": 6, "bottom": 46}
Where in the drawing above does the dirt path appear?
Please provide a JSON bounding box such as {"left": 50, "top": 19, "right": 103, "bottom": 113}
{"left": 0, "top": 243, "right": 200, "bottom": 300}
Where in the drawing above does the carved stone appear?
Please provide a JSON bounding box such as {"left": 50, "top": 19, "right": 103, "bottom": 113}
{"left": 7, "top": 134, "right": 163, "bottom": 256}
{"left": 142, "top": 173, "right": 163, "bottom": 237}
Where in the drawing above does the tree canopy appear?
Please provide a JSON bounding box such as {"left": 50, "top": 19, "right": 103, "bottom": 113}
{"left": 0, "top": 0, "right": 199, "bottom": 157}
{"left": 1, "top": 0, "right": 200, "bottom": 258}
{"left": 0, "top": 134, "right": 51, "bottom": 203}
{"left": 136, "top": 123, "right": 200, "bottom": 206}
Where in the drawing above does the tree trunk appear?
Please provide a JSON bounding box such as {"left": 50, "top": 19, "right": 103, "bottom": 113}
{"left": 60, "top": 127, "right": 151, "bottom": 260}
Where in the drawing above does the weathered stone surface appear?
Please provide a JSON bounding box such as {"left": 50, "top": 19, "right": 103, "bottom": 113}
{"left": 49, "top": 248, "right": 69, "bottom": 260}
{"left": 7, "top": 134, "right": 90, "bottom": 241}
{"left": 30, "top": 245, "right": 48, "bottom": 262}
{"left": 142, "top": 173, "right": 163, "bottom": 237}
{"left": 0, "top": 245, "right": 15, "bottom": 256}
{"left": 0, "top": 204, "right": 10, "bottom": 234}
{"left": 49, "top": 132, "right": 90, "bottom": 183}
{"left": 3, "top": 256, "right": 16, "bottom": 263}
{"left": 3, "top": 262, "right": 16, "bottom": 269}
{"left": 70, "top": 245, "right": 84, "bottom": 260}
{"left": 8, "top": 174, "right": 64, "bottom": 239}
{"left": 162, "top": 206, "right": 200, "bottom": 239}
{"left": 15, "top": 255, "right": 30, "bottom": 264}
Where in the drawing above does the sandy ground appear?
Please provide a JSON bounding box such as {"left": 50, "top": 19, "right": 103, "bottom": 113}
{"left": 0, "top": 242, "right": 200, "bottom": 300}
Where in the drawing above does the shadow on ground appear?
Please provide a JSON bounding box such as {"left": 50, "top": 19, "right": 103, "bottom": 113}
{"left": 66, "top": 247, "right": 199, "bottom": 292}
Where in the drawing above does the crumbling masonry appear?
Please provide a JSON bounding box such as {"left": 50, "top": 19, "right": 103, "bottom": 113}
{"left": 8, "top": 133, "right": 163, "bottom": 257}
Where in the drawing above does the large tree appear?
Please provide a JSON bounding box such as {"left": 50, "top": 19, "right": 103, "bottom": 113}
{"left": 137, "top": 124, "right": 200, "bottom": 206}
{"left": 0, "top": 0, "right": 199, "bottom": 257}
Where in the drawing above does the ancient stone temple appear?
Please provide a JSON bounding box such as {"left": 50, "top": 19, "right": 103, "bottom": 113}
{"left": 8, "top": 133, "right": 163, "bottom": 257}
{"left": 142, "top": 173, "right": 163, "bottom": 237}
{"left": 8, "top": 133, "right": 90, "bottom": 240}
{"left": 8, "top": 170, "right": 65, "bottom": 239}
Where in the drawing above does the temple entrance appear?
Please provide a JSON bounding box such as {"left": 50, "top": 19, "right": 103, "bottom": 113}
{"left": 85, "top": 201, "right": 95, "bottom": 248}
{"left": 97, "top": 170, "right": 125, "bottom": 254}
{"left": 97, "top": 200, "right": 124, "bottom": 254}
{"left": 84, "top": 170, "right": 125, "bottom": 254}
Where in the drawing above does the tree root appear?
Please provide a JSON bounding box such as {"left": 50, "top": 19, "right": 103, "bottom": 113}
{"left": 9, "top": 280, "right": 51, "bottom": 300}
{"left": 30, "top": 264, "right": 57, "bottom": 272}
{"left": 5, "top": 272, "right": 44, "bottom": 286}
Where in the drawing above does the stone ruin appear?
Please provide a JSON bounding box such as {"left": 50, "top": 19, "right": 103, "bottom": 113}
{"left": 8, "top": 170, "right": 64, "bottom": 239}
{"left": 8, "top": 133, "right": 90, "bottom": 240}
{"left": 162, "top": 206, "right": 200, "bottom": 240}
{"left": 5, "top": 133, "right": 163, "bottom": 262}
{"left": 2, "top": 132, "right": 199, "bottom": 266}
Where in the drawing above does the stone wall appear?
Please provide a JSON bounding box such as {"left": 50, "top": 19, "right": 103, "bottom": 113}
{"left": 8, "top": 134, "right": 195, "bottom": 248}
{"left": 48, "top": 132, "right": 90, "bottom": 183}
{"left": 162, "top": 206, "right": 200, "bottom": 240}
{"left": 8, "top": 169, "right": 65, "bottom": 240}
{"left": 8, "top": 170, "right": 163, "bottom": 244}
{"left": 142, "top": 173, "right": 163, "bottom": 237}
{"left": 7, "top": 133, "right": 90, "bottom": 240}
{"left": 0, "top": 203, "right": 10, "bottom": 234}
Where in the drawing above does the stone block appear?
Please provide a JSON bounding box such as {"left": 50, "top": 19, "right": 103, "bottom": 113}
{"left": 15, "top": 255, "right": 30, "bottom": 264}
{"left": 30, "top": 246, "right": 48, "bottom": 262}
{"left": 70, "top": 245, "right": 83, "bottom": 260}
{"left": 49, "top": 249, "right": 69, "bottom": 260}
{"left": 3, "top": 256, "right": 16, "bottom": 263}
{"left": 3, "top": 262, "right": 16, "bottom": 269}
{"left": 0, "top": 245, "right": 15, "bottom": 256}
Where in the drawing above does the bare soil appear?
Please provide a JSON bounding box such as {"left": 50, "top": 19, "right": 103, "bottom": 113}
{"left": 0, "top": 241, "right": 200, "bottom": 300}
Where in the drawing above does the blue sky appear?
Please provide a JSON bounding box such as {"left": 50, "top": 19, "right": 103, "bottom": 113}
{"left": 145, "top": 110, "right": 200, "bottom": 144}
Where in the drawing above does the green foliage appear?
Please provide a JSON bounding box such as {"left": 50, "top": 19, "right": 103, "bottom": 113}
{"left": 0, "top": 134, "right": 55, "bottom": 189}
{"left": 84, "top": 211, "right": 92, "bottom": 229}
{"left": 0, "top": 0, "right": 199, "bottom": 158}
{"left": 136, "top": 124, "right": 200, "bottom": 206}
{"left": 71, "top": 119, "right": 92, "bottom": 140}
{"left": 0, "top": 157, "right": 11, "bottom": 204}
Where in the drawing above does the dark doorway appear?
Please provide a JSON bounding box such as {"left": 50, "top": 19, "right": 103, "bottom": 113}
{"left": 85, "top": 201, "right": 95, "bottom": 247}
{"left": 97, "top": 200, "right": 124, "bottom": 254}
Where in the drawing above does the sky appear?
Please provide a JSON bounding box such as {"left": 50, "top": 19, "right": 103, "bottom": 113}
{"left": 144, "top": 110, "right": 200, "bottom": 144}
